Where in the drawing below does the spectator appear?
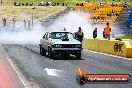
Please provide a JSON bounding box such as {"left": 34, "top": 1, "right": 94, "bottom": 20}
{"left": 62, "top": 3, "right": 64, "bottom": 6}
{"left": 30, "top": 3, "right": 33, "bottom": 6}
{"left": 112, "top": 9, "right": 114, "bottom": 13}
{"left": 123, "top": 3, "right": 127, "bottom": 8}
{"left": 104, "top": 22, "right": 111, "bottom": 40}
{"left": 116, "top": 13, "right": 119, "bottom": 16}
{"left": 28, "top": 20, "right": 31, "bottom": 29}
{"left": 111, "top": 3, "right": 116, "bottom": 6}
{"left": 93, "top": 16, "right": 97, "bottom": 23}
{"left": 103, "top": 29, "right": 105, "bottom": 38}
{"left": 100, "top": 3, "right": 103, "bottom": 6}
{"left": 63, "top": 28, "right": 66, "bottom": 31}
{"left": 12, "top": 18, "right": 16, "bottom": 27}
{"left": 97, "top": 16, "right": 100, "bottom": 19}
{"left": 24, "top": 20, "right": 26, "bottom": 28}
{"left": 57, "top": 3, "right": 59, "bottom": 6}
{"left": 93, "top": 7, "right": 97, "bottom": 10}
{"left": 46, "top": 2, "right": 50, "bottom": 6}
{"left": 80, "top": 3, "right": 84, "bottom": 6}
{"left": 93, "top": 28, "right": 97, "bottom": 39}
{"left": 2, "top": 18, "right": 6, "bottom": 27}
{"left": 75, "top": 27, "right": 84, "bottom": 43}
{"left": 76, "top": 3, "right": 79, "bottom": 6}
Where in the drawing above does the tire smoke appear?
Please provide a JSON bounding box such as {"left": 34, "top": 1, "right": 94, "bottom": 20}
{"left": 0, "top": 11, "right": 110, "bottom": 44}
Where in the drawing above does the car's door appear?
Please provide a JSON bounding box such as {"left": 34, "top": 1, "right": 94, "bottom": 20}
{"left": 41, "top": 33, "right": 48, "bottom": 50}
{"left": 44, "top": 33, "right": 50, "bottom": 50}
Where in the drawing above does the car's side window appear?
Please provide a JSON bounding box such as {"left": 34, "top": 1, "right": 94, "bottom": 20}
{"left": 43, "top": 33, "right": 47, "bottom": 39}
{"left": 45, "top": 33, "right": 49, "bottom": 40}
{"left": 46, "top": 33, "right": 49, "bottom": 39}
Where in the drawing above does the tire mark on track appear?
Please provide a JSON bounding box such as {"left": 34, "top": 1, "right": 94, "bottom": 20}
{"left": 19, "top": 44, "right": 132, "bottom": 74}
{"left": 15, "top": 44, "right": 118, "bottom": 74}
{"left": 3, "top": 44, "right": 80, "bottom": 88}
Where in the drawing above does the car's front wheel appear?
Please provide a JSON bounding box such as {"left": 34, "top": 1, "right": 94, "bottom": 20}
{"left": 75, "top": 53, "right": 81, "bottom": 59}
{"left": 40, "top": 45, "right": 46, "bottom": 56}
{"left": 48, "top": 47, "right": 54, "bottom": 59}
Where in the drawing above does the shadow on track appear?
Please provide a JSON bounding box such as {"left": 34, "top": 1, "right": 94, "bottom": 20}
{"left": 47, "top": 55, "right": 85, "bottom": 60}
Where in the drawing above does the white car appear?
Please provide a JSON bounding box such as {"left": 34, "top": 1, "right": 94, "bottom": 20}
{"left": 39, "top": 32, "right": 82, "bottom": 59}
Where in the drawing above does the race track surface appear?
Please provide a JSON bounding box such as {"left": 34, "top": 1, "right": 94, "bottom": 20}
{"left": 2, "top": 44, "right": 132, "bottom": 88}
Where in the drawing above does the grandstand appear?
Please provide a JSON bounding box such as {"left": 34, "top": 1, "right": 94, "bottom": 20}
{"left": 75, "top": 3, "right": 132, "bottom": 39}
{"left": 122, "top": 10, "right": 132, "bottom": 35}
{"left": 75, "top": 4, "right": 123, "bottom": 24}
{"left": 126, "top": 10, "right": 132, "bottom": 25}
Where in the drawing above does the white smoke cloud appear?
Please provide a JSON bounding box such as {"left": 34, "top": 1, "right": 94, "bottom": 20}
{"left": 0, "top": 11, "right": 111, "bottom": 44}
{"left": 49, "top": 11, "right": 94, "bottom": 38}
{"left": 48, "top": 11, "right": 107, "bottom": 38}
{"left": 0, "top": 22, "right": 44, "bottom": 44}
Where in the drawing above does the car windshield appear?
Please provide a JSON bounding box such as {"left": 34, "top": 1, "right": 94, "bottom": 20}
{"left": 49, "top": 32, "right": 74, "bottom": 39}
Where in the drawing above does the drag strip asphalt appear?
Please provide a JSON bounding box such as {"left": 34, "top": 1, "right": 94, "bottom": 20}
{"left": 0, "top": 45, "right": 26, "bottom": 88}
{"left": 2, "top": 44, "right": 132, "bottom": 88}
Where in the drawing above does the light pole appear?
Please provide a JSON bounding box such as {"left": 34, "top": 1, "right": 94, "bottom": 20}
{"left": 32, "top": 12, "right": 33, "bottom": 26}
{"left": 32, "top": 7, "right": 35, "bottom": 26}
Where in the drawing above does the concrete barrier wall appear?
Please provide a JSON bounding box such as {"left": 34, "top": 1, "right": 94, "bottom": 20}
{"left": 82, "top": 38, "right": 132, "bottom": 58}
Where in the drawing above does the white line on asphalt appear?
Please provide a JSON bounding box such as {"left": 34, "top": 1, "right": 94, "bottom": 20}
{"left": 83, "top": 49, "right": 132, "bottom": 61}
{"left": 44, "top": 68, "right": 63, "bottom": 77}
{"left": 43, "top": 68, "right": 79, "bottom": 88}
{"left": 0, "top": 45, "right": 32, "bottom": 88}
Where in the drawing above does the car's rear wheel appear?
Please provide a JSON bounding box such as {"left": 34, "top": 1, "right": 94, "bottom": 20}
{"left": 48, "top": 47, "right": 54, "bottom": 59}
{"left": 75, "top": 53, "right": 81, "bottom": 59}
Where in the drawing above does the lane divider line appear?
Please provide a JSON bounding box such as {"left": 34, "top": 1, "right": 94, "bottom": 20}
{"left": 0, "top": 45, "right": 32, "bottom": 88}
{"left": 83, "top": 49, "right": 132, "bottom": 61}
